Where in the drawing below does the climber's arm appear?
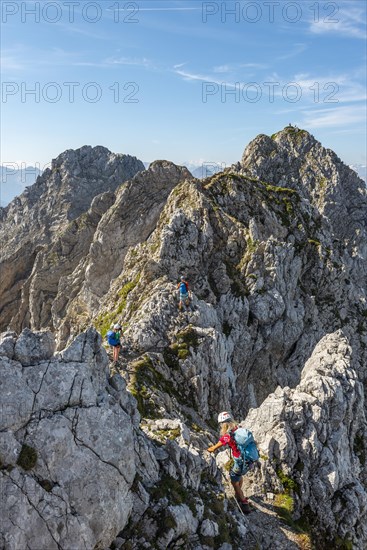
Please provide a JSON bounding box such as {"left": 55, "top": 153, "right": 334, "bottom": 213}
{"left": 207, "top": 441, "right": 224, "bottom": 453}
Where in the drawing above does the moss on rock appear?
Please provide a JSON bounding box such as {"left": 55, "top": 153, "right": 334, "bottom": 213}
{"left": 276, "top": 468, "right": 300, "bottom": 495}
{"left": 17, "top": 444, "right": 38, "bottom": 471}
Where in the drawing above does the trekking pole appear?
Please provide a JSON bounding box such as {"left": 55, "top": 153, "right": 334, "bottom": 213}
{"left": 218, "top": 452, "right": 263, "bottom": 550}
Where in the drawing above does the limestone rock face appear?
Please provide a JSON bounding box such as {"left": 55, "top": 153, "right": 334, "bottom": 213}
{"left": 245, "top": 331, "right": 367, "bottom": 548}
{"left": 239, "top": 127, "right": 367, "bottom": 246}
{"left": 0, "top": 146, "right": 145, "bottom": 334}
{"left": 0, "top": 328, "right": 138, "bottom": 550}
{"left": 1, "top": 128, "right": 367, "bottom": 549}
{"left": 14, "top": 328, "right": 55, "bottom": 366}
{"left": 99, "top": 128, "right": 366, "bottom": 421}
{"left": 0, "top": 328, "right": 250, "bottom": 550}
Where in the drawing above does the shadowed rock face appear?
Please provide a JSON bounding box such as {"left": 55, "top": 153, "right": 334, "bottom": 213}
{"left": 0, "top": 128, "right": 366, "bottom": 549}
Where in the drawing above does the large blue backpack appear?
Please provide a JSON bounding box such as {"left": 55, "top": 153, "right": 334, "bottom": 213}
{"left": 232, "top": 427, "right": 260, "bottom": 463}
{"left": 179, "top": 282, "right": 188, "bottom": 294}
{"left": 107, "top": 330, "right": 117, "bottom": 346}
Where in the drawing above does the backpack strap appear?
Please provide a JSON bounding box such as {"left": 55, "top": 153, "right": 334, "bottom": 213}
{"left": 228, "top": 429, "right": 237, "bottom": 459}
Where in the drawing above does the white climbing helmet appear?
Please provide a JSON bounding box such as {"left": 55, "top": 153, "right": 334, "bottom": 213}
{"left": 218, "top": 411, "right": 232, "bottom": 424}
{"left": 113, "top": 323, "right": 121, "bottom": 330}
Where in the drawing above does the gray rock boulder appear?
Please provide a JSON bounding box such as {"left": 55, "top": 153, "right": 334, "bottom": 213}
{"left": 0, "top": 328, "right": 137, "bottom": 550}
{"left": 245, "top": 331, "right": 367, "bottom": 549}
{"left": 14, "top": 328, "right": 55, "bottom": 366}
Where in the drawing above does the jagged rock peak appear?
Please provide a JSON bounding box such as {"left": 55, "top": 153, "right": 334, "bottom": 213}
{"left": 49, "top": 144, "right": 143, "bottom": 176}
{"left": 241, "top": 126, "right": 318, "bottom": 166}
{"left": 0, "top": 145, "right": 146, "bottom": 334}
{"left": 237, "top": 126, "right": 367, "bottom": 241}
{"left": 146, "top": 159, "right": 192, "bottom": 179}
{"left": 1, "top": 145, "right": 145, "bottom": 219}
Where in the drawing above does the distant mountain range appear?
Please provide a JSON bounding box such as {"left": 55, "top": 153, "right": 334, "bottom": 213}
{"left": 350, "top": 164, "right": 367, "bottom": 183}
{"left": 0, "top": 165, "right": 42, "bottom": 207}
{"left": 1, "top": 160, "right": 365, "bottom": 208}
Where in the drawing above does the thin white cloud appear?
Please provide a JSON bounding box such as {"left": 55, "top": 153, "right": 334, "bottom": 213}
{"left": 213, "top": 65, "right": 231, "bottom": 74}
{"left": 73, "top": 57, "right": 155, "bottom": 69}
{"left": 293, "top": 73, "right": 366, "bottom": 104}
{"left": 309, "top": 4, "right": 366, "bottom": 39}
{"left": 240, "top": 63, "right": 268, "bottom": 69}
{"left": 300, "top": 105, "right": 366, "bottom": 128}
{"left": 1, "top": 46, "right": 87, "bottom": 72}
{"left": 174, "top": 69, "right": 224, "bottom": 85}
{"left": 262, "top": 69, "right": 366, "bottom": 105}
{"left": 213, "top": 62, "right": 268, "bottom": 73}
{"left": 106, "top": 57, "right": 153, "bottom": 68}
{"left": 108, "top": 6, "right": 201, "bottom": 11}
{"left": 277, "top": 43, "right": 308, "bottom": 61}
{"left": 52, "top": 19, "right": 109, "bottom": 40}
{"left": 1, "top": 54, "right": 25, "bottom": 71}
{"left": 174, "top": 65, "right": 366, "bottom": 107}
{"left": 174, "top": 63, "right": 268, "bottom": 86}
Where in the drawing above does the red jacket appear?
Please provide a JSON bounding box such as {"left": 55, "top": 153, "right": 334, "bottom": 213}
{"left": 219, "top": 428, "right": 241, "bottom": 458}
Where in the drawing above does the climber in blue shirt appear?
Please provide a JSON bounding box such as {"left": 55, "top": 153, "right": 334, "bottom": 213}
{"left": 106, "top": 323, "right": 122, "bottom": 362}
{"left": 177, "top": 276, "right": 190, "bottom": 311}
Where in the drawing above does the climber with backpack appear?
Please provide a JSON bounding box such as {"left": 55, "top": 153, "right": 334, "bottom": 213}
{"left": 106, "top": 323, "right": 122, "bottom": 362}
{"left": 177, "top": 276, "right": 190, "bottom": 311}
{"left": 207, "top": 411, "right": 260, "bottom": 514}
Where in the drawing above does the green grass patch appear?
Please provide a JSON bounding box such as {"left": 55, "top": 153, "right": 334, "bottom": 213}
{"left": 176, "top": 326, "right": 200, "bottom": 349}
{"left": 116, "top": 273, "right": 141, "bottom": 314}
{"left": 225, "top": 260, "right": 249, "bottom": 298}
{"left": 199, "top": 484, "right": 240, "bottom": 546}
{"left": 163, "top": 326, "right": 201, "bottom": 362}
{"left": 263, "top": 183, "right": 299, "bottom": 196}
{"left": 129, "top": 356, "right": 160, "bottom": 419}
{"left": 94, "top": 273, "right": 141, "bottom": 336}
{"left": 274, "top": 494, "right": 313, "bottom": 549}
{"left": 274, "top": 493, "right": 294, "bottom": 520}
{"left": 153, "top": 427, "right": 181, "bottom": 441}
{"left": 276, "top": 468, "right": 300, "bottom": 495}
{"left": 334, "top": 535, "right": 353, "bottom": 550}
{"left": 307, "top": 238, "right": 321, "bottom": 247}
{"left": 94, "top": 310, "right": 115, "bottom": 339}
{"left": 129, "top": 354, "right": 193, "bottom": 417}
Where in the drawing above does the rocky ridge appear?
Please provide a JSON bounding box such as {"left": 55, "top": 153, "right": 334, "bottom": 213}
{"left": 1, "top": 126, "right": 367, "bottom": 549}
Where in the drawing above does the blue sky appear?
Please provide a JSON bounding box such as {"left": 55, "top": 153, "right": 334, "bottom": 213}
{"left": 1, "top": 0, "right": 366, "bottom": 170}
